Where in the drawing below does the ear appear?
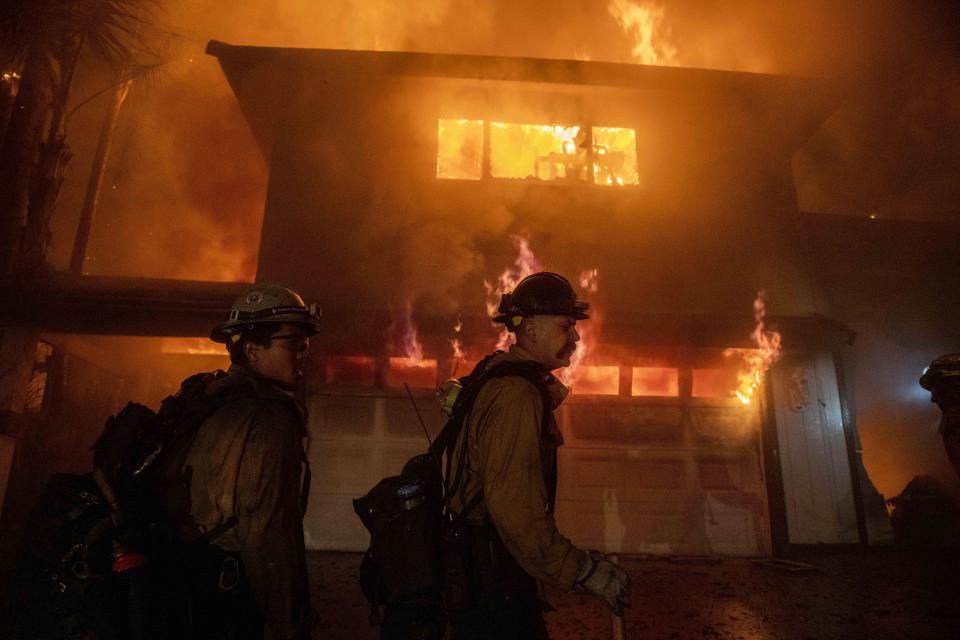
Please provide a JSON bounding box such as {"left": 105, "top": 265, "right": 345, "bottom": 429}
{"left": 520, "top": 317, "right": 538, "bottom": 344}
{"left": 243, "top": 340, "right": 261, "bottom": 364}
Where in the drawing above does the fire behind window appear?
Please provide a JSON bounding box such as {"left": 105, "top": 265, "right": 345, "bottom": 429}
{"left": 436, "top": 119, "right": 483, "bottom": 180}
{"left": 436, "top": 119, "right": 638, "bottom": 186}
{"left": 490, "top": 123, "right": 588, "bottom": 181}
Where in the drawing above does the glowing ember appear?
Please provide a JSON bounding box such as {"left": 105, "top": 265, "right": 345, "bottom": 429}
{"left": 631, "top": 367, "right": 679, "bottom": 396}
{"left": 437, "top": 119, "right": 483, "bottom": 180}
{"left": 724, "top": 291, "right": 783, "bottom": 405}
{"left": 161, "top": 337, "right": 226, "bottom": 356}
{"left": 607, "top": 0, "right": 678, "bottom": 66}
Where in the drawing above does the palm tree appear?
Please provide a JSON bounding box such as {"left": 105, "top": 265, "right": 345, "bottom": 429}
{"left": 0, "top": 0, "right": 162, "bottom": 274}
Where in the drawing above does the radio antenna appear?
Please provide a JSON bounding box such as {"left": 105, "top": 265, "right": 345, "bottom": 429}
{"left": 404, "top": 382, "right": 433, "bottom": 446}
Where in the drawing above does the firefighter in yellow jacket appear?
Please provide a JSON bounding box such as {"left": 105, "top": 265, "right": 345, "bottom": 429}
{"left": 155, "top": 284, "right": 320, "bottom": 640}
{"left": 445, "top": 272, "right": 631, "bottom": 640}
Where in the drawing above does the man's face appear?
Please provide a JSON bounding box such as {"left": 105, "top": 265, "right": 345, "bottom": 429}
{"left": 519, "top": 315, "right": 581, "bottom": 371}
{"left": 244, "top": 322, "right": 309, "bottom": 390}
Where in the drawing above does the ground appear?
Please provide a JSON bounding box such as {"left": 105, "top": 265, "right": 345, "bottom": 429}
{"left": 1, "top": 539, "right": 958, "bottom": 638}
{"left": 309, "top": 549, "right": 960, "bottom": 640}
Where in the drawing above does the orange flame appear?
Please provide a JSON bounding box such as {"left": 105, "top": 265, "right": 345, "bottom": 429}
{"left": 449, "top": 315, "right": 466, "bottom": 376}
{"left": 161, "top": 337, "right": 226, "bottom": 356}
{"left": 724, "top": 290, "right": 783, "bottom": 405}
{"left": 559, "top": 268, "right": 600, "bottom": 387}
{"left": 397, "top": 299, "right": 428, "bottom": 366}
{"left": 485, "top": 236, "right": 544, "bottom": 351}
{"left": 607, "top": 0, "right": 678, "bottom": 66}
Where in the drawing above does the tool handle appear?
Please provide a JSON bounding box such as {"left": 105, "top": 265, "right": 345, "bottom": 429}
{"left": 609, "top": 553, "right": 625, "bottom": 640}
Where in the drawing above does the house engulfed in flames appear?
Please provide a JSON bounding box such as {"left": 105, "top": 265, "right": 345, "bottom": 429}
{"left": 204, "top": 41, "right": 890, "bottom": 556}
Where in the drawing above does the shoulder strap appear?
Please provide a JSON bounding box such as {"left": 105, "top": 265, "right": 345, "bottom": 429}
{"left": 132, "top": 370, "right": 236, "bottom": 477}
{"left": 436, "top": 357, "right": 555, "bottom": 518}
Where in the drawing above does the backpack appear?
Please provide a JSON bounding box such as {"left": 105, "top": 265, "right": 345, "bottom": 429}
{"left": 352, "top": 356, "right": 554, "bottom": 623}
{"left": 11, "top": 371, "right": 239, "bottom": 639}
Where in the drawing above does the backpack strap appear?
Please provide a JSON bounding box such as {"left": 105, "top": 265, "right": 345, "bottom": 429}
{"left": 437, "top": 357, "right": 556, "bottom": 519}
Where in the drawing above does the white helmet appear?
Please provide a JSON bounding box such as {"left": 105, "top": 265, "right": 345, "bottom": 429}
{"left": 210, "top": 284, "right": 321, "bottom": 344}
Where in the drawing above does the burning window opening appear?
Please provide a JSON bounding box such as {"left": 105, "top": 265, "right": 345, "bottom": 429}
{"left": 570, "top": 365, "right": 620, "bottom": 395}
{"left": 438, "top": 120, "right": 637, "bottom": 186}
{"left": 490, "top": 122, "right": 588, "bottom": 182}
{"left": 324, "top": 355, "right": 376, "bottom": 386}
{"left": 161, "top": 337, "right": 227, "bottom": 356}
{"left": 593, "top": 126, "right": 639, "bottom": 185}
{"left": 387, "top": 357, "right": 438, "bottom": 389}
{"left": 692, "top": 368, "right": 739, "bottom": 399}
{"left": 25, "top": 341, "right": 55, "bottom": 413}
{"left": 631, "top": 366, "right": 679, "bottom": 397}
{"left": 436, "top": 119, "right": 483, "bottom": 180}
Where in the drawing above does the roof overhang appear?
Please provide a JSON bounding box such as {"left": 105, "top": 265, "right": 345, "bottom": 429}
{"left": 206, "top": 40, "right": 844, "bottom": 163}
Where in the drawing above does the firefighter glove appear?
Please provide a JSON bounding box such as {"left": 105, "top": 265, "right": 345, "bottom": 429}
{"left": 575, "top": 552, "right": 632, "bottom": 616}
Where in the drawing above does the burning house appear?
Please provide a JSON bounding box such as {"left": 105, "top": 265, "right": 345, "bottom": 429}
{"left": 192, "top": 41, "right": 890, "bottom": 556}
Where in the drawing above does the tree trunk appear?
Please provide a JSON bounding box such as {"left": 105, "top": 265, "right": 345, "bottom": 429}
{"left": 18, "top": 34, "right": 85, "bottom": 273}
{"left": 70, "top": 76, "right": 132, "bottom": 275}
{"left": 0, "top": 37, "right": 56, "bottom": 275}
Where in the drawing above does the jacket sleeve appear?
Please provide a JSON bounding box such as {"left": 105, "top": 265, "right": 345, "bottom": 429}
{"left": 475, "top": 379, "right": 588, "bottom": 590}
{"left": 234, "top": 402, "right": 311, "bottom": 640}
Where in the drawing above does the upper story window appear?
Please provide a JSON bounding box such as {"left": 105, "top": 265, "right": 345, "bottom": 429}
{"left": 436, "top": 119, "right": 638, "bottom": 186}
{"left": 436, "top": 119, "right": 484, "bottom": 180}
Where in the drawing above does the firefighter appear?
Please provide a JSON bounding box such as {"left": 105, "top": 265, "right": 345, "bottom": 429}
{"left": 920, "top": 354, "right": 960, "bottom": 480}
{"left": 444, "top": 272, "right": 631, "bottom": 640}
{"left": 154, "top": 283, "right": 320, "bottom": 640}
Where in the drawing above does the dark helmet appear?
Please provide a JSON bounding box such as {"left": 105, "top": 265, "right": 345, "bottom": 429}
{"left": 493, "top": 271, "right": 589, "bottom": 332}
{"left": 210, "top": 283, "right": 321, "bottom": 344}
{"left": 919, "top": 354, "right": 960, "bottom": 392}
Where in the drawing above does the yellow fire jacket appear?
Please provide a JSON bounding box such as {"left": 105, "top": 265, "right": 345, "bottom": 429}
{"left": 447, "top": 344, "right": 588, "bottom": 591}
{"left": 156, "top": 366, "right": 311, "bottom": 640}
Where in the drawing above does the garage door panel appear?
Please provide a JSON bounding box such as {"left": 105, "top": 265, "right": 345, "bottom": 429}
{"left": 311, "top": 441, "right": 374, "bottom": 491}
{"left": 565, "top": 405, "right": 683, "bottom": 444}
{"left": 556, "top": 494, "right": 761, "bottom": 556}
{"left": 310, "top": 396, "right": 376, "bottom": 437}
{"left": 568, "top": 457, "right": 686, "bottom": 492}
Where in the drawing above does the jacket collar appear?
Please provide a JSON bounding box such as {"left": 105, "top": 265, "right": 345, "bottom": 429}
{"left": 206, "top": 365, "right": 306, "bottom": 419}
{"left": 494, "top": 344, "right": 570, "bottom": 408}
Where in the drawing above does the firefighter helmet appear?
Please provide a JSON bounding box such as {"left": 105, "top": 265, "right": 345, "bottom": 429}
{"left": 493, "top": 271, "right": 589, "bottom": 331}
{"left": 920, "top": 354, "right": 960, "bottom": 392}
{"left": 211, "top": 284, "right": 321, "bottom": 344}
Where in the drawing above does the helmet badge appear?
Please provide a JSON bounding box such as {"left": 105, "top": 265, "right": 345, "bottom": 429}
{"left": 245, "top": 291, "right": 264, "bottom": 305}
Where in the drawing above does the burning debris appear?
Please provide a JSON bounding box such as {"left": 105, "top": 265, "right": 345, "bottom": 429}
{"left": 725, "top": 290, "right": 783, "bottom": 405}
